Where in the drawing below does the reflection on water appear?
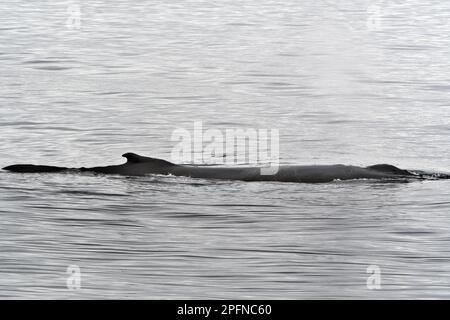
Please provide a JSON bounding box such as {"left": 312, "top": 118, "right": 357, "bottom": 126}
{"left": 1, "top": 0, "right": 450, "bottom": 299}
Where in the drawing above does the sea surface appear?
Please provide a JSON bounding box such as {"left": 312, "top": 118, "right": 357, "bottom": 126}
{"left": 1, "top": 0, "right": 450, "bottom": 299}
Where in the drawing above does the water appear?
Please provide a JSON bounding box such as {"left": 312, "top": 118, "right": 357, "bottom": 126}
{"left": 1, "top": 0, "right": 450, "bottom": 299}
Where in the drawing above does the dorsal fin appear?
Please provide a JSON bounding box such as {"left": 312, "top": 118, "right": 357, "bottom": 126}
{"left": 122, "top": 153, "right": 176, "bottom": 167}
{"left": 366, "top": 164, "right": 411, "bottom": 175}
{"left": 122, "top": 153, "right": 148, "bottom": 163}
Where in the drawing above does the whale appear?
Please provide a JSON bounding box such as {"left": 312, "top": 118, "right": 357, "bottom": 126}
{"left": 2, "top": 152, "right": 449, "bottom": 183}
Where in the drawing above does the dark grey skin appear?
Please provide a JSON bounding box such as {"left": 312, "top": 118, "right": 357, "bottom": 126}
{"left": 2, "top": 152, "right": 448, "bottom": 183}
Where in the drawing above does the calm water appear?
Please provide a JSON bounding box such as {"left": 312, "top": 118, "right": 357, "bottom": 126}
{"left": 1, "top": 0, "right": 450, "bottom": 299}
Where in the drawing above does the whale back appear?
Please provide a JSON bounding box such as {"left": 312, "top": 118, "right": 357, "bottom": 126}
{"left": 2, "top": 164, "right": 69, "bottom": 173}
{"left": 2, "top": 153, "right": 178, "bottom": 175}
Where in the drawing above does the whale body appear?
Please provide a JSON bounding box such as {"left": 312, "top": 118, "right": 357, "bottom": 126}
{"left": 2, "top": 152, "right": 449, "bottom": 183}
